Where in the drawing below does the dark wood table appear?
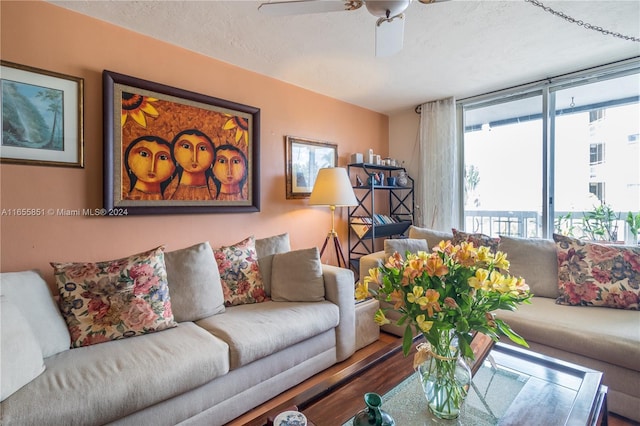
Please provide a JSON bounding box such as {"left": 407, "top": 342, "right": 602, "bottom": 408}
{"left": 248, "top": 335, "right": 607, "bottom": 426}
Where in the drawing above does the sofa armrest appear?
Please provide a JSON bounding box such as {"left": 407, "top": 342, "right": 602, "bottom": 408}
{"left": 357, "top": 251, "right": 409, "bottom": 337}
{"left": 322, "top": 264, "right": 356, "bottom": 361}
{"left": 359, "top": 251, "right": 386, "bottom": 282}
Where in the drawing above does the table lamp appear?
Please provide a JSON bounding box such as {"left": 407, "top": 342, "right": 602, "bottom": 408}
{"left": 309, "top": 167, "right": 358, "bottom": 268}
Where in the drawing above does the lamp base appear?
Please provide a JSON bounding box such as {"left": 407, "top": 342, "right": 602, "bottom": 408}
{"left": 319, "top": 231, "right": 348, "bottom": 268}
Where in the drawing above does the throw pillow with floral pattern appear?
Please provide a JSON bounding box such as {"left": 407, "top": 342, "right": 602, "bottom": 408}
{"left": 554, "top": 234, "right": 640, "bottom": 310}
{"left": 52, "top": 246, "right": 177, "bottom": 347}
{"left": 451, "top": 229, "right": 500, "bottom": 253}
{"left": 214, "top": 236, "right": 268, "bottom": 306}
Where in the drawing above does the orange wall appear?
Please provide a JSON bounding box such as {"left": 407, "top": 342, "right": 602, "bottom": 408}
{"left": 0, "top": 1, "right": 388, "bottom": 285}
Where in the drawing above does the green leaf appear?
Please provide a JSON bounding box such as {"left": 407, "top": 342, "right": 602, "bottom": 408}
{"left": 402, "top": 324, "right": 414, "bottom": 357}
{"left": 458, "top": 335, "right": 475, "bottom": 360}
{"left": 397, "top": 314, "right": 408, "bottom": 326}
{"left": 496, "top": 318, "right": 529, "bottom": 347}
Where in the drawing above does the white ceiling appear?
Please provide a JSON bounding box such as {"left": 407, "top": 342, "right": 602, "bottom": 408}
{"left": 49, "top": 0, "right": 640, "bottom": 115}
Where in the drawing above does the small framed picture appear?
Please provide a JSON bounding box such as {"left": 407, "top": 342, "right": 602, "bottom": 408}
{"left": 0, "top": 61, "right": 84, "bottom": 167}
{"left": 285, "top": 136, "right": 338, "bottom": 199}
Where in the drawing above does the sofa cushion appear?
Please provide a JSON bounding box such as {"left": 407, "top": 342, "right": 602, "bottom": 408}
{"left": 384, "top": 238, "right": 429, "bottom": 259}
{"left": 214, "top": 236, "right": 268, "bottom": 306}
{"left": 165, "top": 241, "right": 225, "bottom": 322}
{"left": 408, "top": 226, "right": 453, "bottom": 250}
{"left": 497, "top": 296, "right": 640, "bottom": 372}
{"left": 452, "top": 228, "right": 500, "bottom": 252}
{"left": 52, "top": 246, "right": 178, "bottom": 347}
{"left": 255, "top": 233, "right": 291, "bottom": 296}
{"left": 498, "top": 235, "right": 559, "bottom": 298}
{"left": 196, "top": 300, "right": 339, "bottom": 369}
{"left": 553, "top": 234, "right": 640, "bottom": 310}
{"left": 0, "top": 322, "right": 230, "bottom": 425}
{"left": 0, "top": 298, "right": 45, "bottom": 401}
{"left": 0, "top": 270, "right": 70, "bottom": 357}
{"left": 271, "top": 247, "right": 324, "bottom": 302}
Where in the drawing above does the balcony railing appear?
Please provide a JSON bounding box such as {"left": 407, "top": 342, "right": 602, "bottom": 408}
{"left": 464, "top": 210, "right": 636, "bottom": 243}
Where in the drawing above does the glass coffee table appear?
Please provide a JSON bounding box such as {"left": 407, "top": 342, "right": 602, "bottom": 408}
{"left": 253, "top": 337, "right": 607, "bottom": 426}
{"left": 341, "top": 342, "right": 607, "bottom": 425}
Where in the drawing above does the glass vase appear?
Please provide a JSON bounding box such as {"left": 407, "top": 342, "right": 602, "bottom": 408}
{"left": 416, "top": 332, "right": 472, "bottom": 420}
{"left": 396, "top": 170, "right": 408, "bottom": 187}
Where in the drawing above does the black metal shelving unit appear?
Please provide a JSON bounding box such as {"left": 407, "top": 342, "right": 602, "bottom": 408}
{"left": 347, "top": 163, "right": 414, "bottom": 277}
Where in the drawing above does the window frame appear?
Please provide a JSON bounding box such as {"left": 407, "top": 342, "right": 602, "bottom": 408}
{"left": 457, "top": 58, "right": 640, "bottom": 238}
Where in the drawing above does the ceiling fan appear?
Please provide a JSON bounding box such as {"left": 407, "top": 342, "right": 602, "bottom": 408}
{"left": 258, "top": 0, "right": 443, "bottom": 57}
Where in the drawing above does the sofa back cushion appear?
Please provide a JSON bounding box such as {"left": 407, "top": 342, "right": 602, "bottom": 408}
{"left": 1, "top": 297, "right": 45, "bottom": 401}
{"left": 0, "top": 270, "right": 71, "bottom": 357}
{"left": 52, "top": 246, "right": 178, "bottom": 347}
{"left": 554, "top": 234, "right": 640, "bottom": 310}
{"left": 271, "top": 247, "right": 324, "bottom": 302}
{"left": 255, "top": 233, "right": 291, "bottom": 296}
{"left": 498, "top": 235, "right": 559, "bottom": 298}
{"left": 408, "top": 226, "right": 453, "bottom": 250}
{"left": 165, "top": 241, "right": 225, "bottom": 322}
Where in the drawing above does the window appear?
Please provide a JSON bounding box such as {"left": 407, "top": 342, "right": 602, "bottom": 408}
{"left": 589, "top": 182, "right": 605, "bottom": 202}
{"left": 589, "top": 143, "right": 604, "bottom": 165}
{"left": 462, "top": 94, "right": 542, "bottom": 238}
{"left": 459, "top": 62, "right": 640, "bottom": 241}
{"left": 589, "top": 109, "right": 605, "bottom": 123}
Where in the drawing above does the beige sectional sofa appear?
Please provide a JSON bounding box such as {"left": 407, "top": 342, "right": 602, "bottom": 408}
{"left": 359, "top": 226, "right": 640, "bottom": 422}
{"left": 0, "top": 234, "right": 356, "bottom": 426}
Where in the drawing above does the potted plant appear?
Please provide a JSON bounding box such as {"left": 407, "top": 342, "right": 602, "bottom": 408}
{"left": 626, "top": 211, "right": 640, "bottom": 245}
{"left": 581, "top": 202, "right": 620, "bottom": 243}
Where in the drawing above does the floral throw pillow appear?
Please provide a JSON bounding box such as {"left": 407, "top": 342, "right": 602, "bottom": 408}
{"left": 553, "top": 234, "right": 640, "bottom": 310}
{"left": 214, "top": 236, "right": 268, "bottom": 306}
{"left": 451, "top": 229, "right": 500, "bottom": 253}
{"left": 51, "top": 246, "right": 177, "bottom": 347}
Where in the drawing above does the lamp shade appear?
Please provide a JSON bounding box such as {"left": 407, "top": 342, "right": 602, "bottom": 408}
{"left": 309, "top": 167, "right": 358, "bottom": 207}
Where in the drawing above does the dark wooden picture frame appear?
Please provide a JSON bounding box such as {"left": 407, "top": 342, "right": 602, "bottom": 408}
{"left": 285, "top": 136, "right": 337, "bottom": 199}
{"left": 1, "top": 60, "right": 84, "bottom": 167}
{"left": 103, "top": 70, "right": 260, "bottom": 215}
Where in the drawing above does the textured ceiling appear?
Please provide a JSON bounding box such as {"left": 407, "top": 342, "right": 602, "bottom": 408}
{"left": 49, "top": 0, "right": 640, "bottom": 115}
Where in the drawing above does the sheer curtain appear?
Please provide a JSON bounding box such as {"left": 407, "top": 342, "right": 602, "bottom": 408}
{"left": 416, "top": 97, "right": 459, "bottom": 231}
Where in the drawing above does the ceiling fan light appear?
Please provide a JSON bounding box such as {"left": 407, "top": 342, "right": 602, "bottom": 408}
{"left": 364, "top": 0, "right": 411, "bottom": 18}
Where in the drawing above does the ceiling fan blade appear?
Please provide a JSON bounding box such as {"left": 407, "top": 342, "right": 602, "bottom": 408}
{"left": 258, "top": 0, "right": 362, "bottom": 16}
{"left": 375, "top": 14, "right": 404, "bottom": 57}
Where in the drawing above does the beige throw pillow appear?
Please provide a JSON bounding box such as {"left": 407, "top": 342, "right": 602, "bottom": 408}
{"left": 165, "top": 241, "right": 225, "bottom": 322}
{"left": 408, "top": 226, "right": 453, "bottom": 250}
{"left": 1, "top": 298, "right": 45, "bottom": 401}
{"left": 498, "top": 235, "right": 559, "bottom": 298}
{"left": 384, "top": 238, "right": 429, "bottom": 259}
{"left": 271, "top": 247, "right": 325, "bottom": 302}
{"left": 255, "top": 233, "right": 291, "bottom": 296}
{"left": 0, "top": 270, "right": 71, "bottom": 357}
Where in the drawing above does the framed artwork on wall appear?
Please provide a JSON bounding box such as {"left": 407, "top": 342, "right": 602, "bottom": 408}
{"left": 285, "top": 136, "right": 338, "bottom": 199}
{"left": 103, "top": 70, "right": 260, "bottom": 215}
{"left": 0, "top": 61, "right": 84, "bottom": 167}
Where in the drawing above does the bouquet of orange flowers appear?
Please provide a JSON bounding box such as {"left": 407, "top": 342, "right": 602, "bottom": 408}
{"left": 355, "top": 240, "right": 532, "bottom": 359}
